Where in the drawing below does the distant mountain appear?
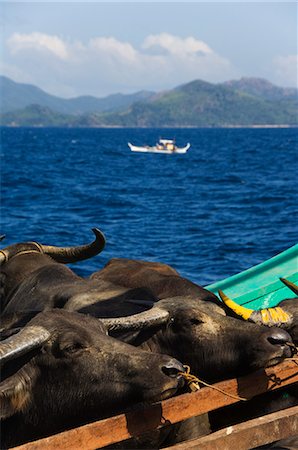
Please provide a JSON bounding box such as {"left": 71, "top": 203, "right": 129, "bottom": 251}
{"left": 1, "top": 76, "right": 297, "bottom": 127}
{"left": 0, "top": 104, "right": 76, "bottom": 127}
{"left": 0, "top": 76, "right": 154, "bottom": 114}
{"left": 222, "top": 77, "right": 298, "bottom": 101}
{"left": 94, "top": 79, "right": 298, "bottom": 127}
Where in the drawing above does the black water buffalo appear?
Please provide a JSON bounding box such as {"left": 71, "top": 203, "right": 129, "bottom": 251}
{"left": 0, "top": 228, "right": 106, "bottom": 313}
{"left": 1, "top": 244, "right": 294, "bottom": 382}
{"left": 0, "top": 230, "right": 163, "bottom": 327}
{"left": 91, "top": 259, "right": 298, "bottom": 449}
{"left": 91, "top": 258, "right": 217, "bottom": 302}
{"left": 87, "top": 259, "right": 297, "bottom": 448}
{"left": 0, "top": 309, "right": 184, "bottom": 448}
{"left": 0, "top": 238, "right": 296, "bottom": 449}
{"left": 88, "top": 258, "right": 294, "bottom": 382}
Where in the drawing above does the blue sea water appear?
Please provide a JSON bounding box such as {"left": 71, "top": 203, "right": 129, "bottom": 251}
{"left": 1, "top": 127, "right": 297, "bottom": 285}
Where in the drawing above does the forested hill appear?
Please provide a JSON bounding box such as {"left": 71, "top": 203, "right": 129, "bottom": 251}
{"left": 0, "top": 76, "right": 154, "bottom": 115}
{"left": 1, "top": 76, "right": 297, "bottom": 127}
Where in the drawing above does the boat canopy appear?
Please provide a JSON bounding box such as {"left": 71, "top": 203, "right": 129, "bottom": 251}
{"left": 159, "top": 139, "right": 175, "bottom": 145}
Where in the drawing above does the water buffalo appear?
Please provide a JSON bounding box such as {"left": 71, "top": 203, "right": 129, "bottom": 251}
{"left": 1, "top": 244, "right": 294, "bottom": 381}
{"left": 88, "top": 258, "right": 294, "bottom": 382}
{"left": 0, "top": 230, "right": 164, "bottom": 327}
{"left": 90, "top": 257, "right": 218, "bottom": 302}
{"left": 0, "top": 309, "right": 184, "bottom": 448}
{"left": 0, "top": 228, "right": 106, "bottom": 313}
{"left": 88, "top": 259, "right": 297, "bottom": 448}
{"left": 1, "top": 239, "right": 295, "bottom": 448}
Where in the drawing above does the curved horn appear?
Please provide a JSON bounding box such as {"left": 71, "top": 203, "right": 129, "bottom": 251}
{"left": 218, "top": 290, "right": 291, "bottom": 326}
{"left": 0, "top": 326, "right": 51, "bottom": 366}
{"left": 38, "top": 228, "right": 106, "bottom": 263}
{"left": 101, "top": 307, "right": 169, "bottom": 332}
{"left": 218, "top": 290, "right": 254, "bottom": 320}
{"left": 0, "top": 235, "right": 7, "bottom": 264}
{"left": 280, "top": 278, "right": 298, "bottom": 295}
{"left": 126, "top": 300, "right": 155, "bottom": 307}
{"left": 0, "top": 251, "right": 6, "bottom": 264}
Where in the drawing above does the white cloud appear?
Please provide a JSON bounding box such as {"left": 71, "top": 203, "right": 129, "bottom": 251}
{"left": 89, "top": 37, "right": 137, "bottom": 63}
{"left": 4, "top": 32, "right": 235, "bottom": 97}
{"left": 143, "top": 33, "right": 212, "bottom": 56}
{"left": 7, "top": 32, "right": 69, "bottom": 60}
{"left": 273, "top": 54, "right": 298, "bottom": 88}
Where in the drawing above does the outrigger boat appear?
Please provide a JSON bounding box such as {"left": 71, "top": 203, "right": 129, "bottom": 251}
{"left": 207, "top": 243, "right": 298, "bottom": 310}
{"left": 128, "top": 139, "right": 190, "bottom": 154}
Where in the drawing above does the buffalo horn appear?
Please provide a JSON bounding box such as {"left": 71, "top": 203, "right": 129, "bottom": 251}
{"left": 101, "top": 307, "right": 169, "bottom": 332}
{"left": 218, "top": 290, "right": 254, "bottom": 320}
{"left": 38, "top": 228, "right": 106, "bottom": 263}
{"left": 280, "top": 277, "right": 298, "bottom": 295}
{"left": 0, "top": 251, "right": 6, "bottom": 264}
{"left": 126, "top": 300, "right": 155, "bottom": 307}
{"left": 218, "top": 290, "right": 291, "bottom": 326}
{"left": 0, "top": 326, "right": 51, "bottom": 366}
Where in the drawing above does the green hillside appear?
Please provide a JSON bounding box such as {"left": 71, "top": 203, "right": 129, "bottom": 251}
{"left": 222, "top": 77, "right": 298, "bottom": 101}
{"left": 0, "top": 105, "right": 75, "bottom": 127}
{"left": 1, "top": 77, "right": 297, "bottom": 127}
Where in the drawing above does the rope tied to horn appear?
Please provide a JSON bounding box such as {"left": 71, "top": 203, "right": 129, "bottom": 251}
{"left": 218, "top": 290, "right": 292, "bottom": 326}
{"left": 179, "top": 365, "right": 247, "bottom": 401}
{"left": 286, "top": 341, "right": 298, "bottom": 354}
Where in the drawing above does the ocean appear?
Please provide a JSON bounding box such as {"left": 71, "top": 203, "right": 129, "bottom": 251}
{"left": 1, "top": 127, "right": 297, "bottom": 285}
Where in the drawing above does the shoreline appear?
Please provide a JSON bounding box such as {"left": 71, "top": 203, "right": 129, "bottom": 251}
{"left": 1, "top": 124, "right": 297, "bottom": 129}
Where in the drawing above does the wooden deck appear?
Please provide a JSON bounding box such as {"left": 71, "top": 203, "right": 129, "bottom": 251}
{"left": 12, "top": 360, "right": 298, "bottom": 450}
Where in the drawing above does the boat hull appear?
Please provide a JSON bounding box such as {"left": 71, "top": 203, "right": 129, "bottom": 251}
{"left": 206, "top": 244, "right": 298, "bottom": 309}
{"left": 128, "top": 143, "right": 190, "bottom": 154}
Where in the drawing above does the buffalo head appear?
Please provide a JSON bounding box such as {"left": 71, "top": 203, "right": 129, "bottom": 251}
{"left": 0, "top": 309, "right": 184, "bottom": 448}
{"left": 90, "top": 259, "right": 294, "bottom": 383}
{"left": 116, "top": 296, "right": 294, "bottom": 382}
{"left": 0, "top": 228, "right": 105, "bottom": 311}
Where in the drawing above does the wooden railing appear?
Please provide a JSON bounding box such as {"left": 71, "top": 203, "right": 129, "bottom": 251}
{"left": 13, "top": 360, "right": 298, "bottom": 450}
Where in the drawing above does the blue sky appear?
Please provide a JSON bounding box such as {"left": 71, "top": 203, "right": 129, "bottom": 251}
{"left": 1, "top": 2, "right": 297, "bottom": 98}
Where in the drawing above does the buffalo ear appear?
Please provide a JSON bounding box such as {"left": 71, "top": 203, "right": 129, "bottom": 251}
{"left": 109, "top": 330, "right": 141, "bottom": 344}
{"left": 0, "top": 325, "right": 49, "bottom": 419}
{"left": 0, "top": 365, "right": 36, "bottom": 419}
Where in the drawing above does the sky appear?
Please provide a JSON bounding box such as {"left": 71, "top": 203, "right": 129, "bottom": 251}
{"left": 1, "top": 2, "right": 297, "bottom": 98}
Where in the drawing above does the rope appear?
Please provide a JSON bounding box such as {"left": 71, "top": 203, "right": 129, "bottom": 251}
{"left": 179, "top": 365, "right": 247, "bottom": 401}
{"left": 285, "top": 342, "right": 298, "bottom": 361}
{"left": 286, "top": 342, "right": 298, "bottom": 354}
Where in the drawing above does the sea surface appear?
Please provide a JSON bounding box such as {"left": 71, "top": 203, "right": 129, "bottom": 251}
{"left": 1, "top": 127, "right": 297, "bottom": 285}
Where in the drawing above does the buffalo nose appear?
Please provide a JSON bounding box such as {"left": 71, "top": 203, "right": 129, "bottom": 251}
{"left": 266, "top": 328, "right": 292, "bottom": 347}
{"left": 265, "top": 328, "right": 294, "bottom": 358}
{"left": 162, "top": 358, "right": 185, "bottom": 378}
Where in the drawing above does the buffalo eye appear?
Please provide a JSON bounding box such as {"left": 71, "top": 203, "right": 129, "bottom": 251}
{"left": 52, "top": 338, "right": 87, "bottom": 358}
{"left": 62, "top": 342, "right": 85, "bottom": 355}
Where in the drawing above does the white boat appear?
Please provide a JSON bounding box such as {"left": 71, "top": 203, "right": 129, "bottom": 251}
{"left": 128, "top": 139, "right": 190, "bottom": 154}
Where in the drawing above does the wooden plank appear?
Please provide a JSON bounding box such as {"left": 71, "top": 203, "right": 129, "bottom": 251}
{"left": 12, "top": 360, "right": 298, "bottom": 450}
{"left": 163, "top": 404, "right": 298, "bottom": 450}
